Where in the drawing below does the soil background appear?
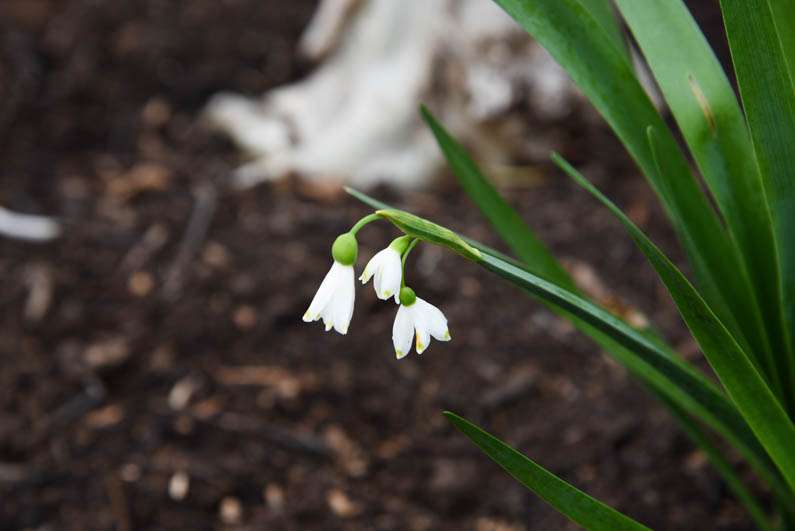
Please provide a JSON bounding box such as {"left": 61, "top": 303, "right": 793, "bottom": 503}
{"left": 0, "top": 1, "right": 759, "bottom": 530}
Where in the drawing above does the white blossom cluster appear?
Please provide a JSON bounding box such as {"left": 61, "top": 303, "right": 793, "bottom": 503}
{"left": 303, "top": 229, "right": 450, "bottom": 359}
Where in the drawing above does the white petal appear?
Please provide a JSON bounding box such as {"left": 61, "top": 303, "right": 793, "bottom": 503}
{"left": 415, "top": 297, "right": 450, "bottom": 341}
{"left": 330, "top": 265, "right": 355, "bottom": 334}
{"left": 359, "top": 256, "right": 377, "bottom": 284}
{"left": 360, "top": 248, "right": 387, "bottom": 284}
{"left": 414, "top": 324, "right": 431, "bottom": 354}
{"left": 392, "top": 305, "right": 414, "bottom": 359}
{"left": 373, "top": 248, "right": 402, "bottom": 300}
{"left": 303, "top": 261, "right": 342, "bottom": 322}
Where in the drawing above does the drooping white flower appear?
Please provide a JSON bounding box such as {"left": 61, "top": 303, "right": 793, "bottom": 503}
{"left": 302, "top": 233, "right": 358, "bottom": 334}
{"left": 392, "top": 287, "right": 450, "bottom": 358}
{"left": 360, "top": 249, "right": 402, "bottom": 301}
{"left": 360, "top": 236, "right": 411, "bottom": 302}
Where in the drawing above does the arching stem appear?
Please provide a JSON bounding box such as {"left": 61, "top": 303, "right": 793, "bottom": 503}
{"left": 349, "top": 213, "right": 382, "bottom": 235}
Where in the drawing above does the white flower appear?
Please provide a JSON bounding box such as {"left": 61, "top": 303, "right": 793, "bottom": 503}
{"left": 359, "top": 247, "right": 403, "bottom": 302}
{"left": 392, "top": 294, "right": 450, "bottom": 359}
{"left": 303, "top": 261, "right": 356, "bottom": 334}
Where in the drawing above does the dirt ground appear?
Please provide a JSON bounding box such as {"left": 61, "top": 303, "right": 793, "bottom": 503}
{"left": 0, "top": 1, "right": 759, "bottom": 530}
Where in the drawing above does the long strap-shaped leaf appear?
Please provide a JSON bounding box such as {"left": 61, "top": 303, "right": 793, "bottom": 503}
{"left": 444, "top": 412, "right": 651, "bottom": 530}
{"left": 346, "top": 187, "right": 793, "bottom": 505}
{"left": 491, "top": 0, "right": 748, "bottom": 345}
{"left": 553, "top": 154, "right": 795, "bottom": 494}
{"left": 614, "top": 0, "right": 784, "bottom": 396}
{"left": 420, "top": 107, "right": 574, "bottom": 290}
{"left": 576, "top": 0, "right": 626, "bottom": 61}
{"left": 720, "top": 0, "right": 795, "bottom": 393}
{"left": 767, "top": 0, "right": 795, "bottom": 83}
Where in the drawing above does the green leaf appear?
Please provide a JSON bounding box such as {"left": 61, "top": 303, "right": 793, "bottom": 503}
{"left": 720, "top": 0, "right": 795, "bottom": 398}
{"left": 490, "top": 0, "right": 749, "bottom": 338}
{"left": 346, "top": 187, "right": 792, "bottom": 505}
{"left": 614, "top": 0, "right": 783, "bottom": 392}
{"left": 553, "top": 153, "right": 795, "bottom": 494}
{"left": 420, "top": 107, "right": 573, "bottom": 290}
{"left": 444, "top": 412, "right": 651, "bottom": 531}
{"left": 768, "top": 0, "right": 795, "bottom": 83}
{"left": 576, "top": 0, "right": 627, "bottom": 61}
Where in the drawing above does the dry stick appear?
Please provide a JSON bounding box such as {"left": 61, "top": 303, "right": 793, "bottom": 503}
{"left": 162, "top": 183, "right": 218, "bottom": 300}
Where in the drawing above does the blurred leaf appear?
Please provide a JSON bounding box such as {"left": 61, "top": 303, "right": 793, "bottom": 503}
{"left": 554, "top": 153, "right": 795, "bottom": 494}
{"left": 615, "top": 0, "right": 784, "bottom": 395}
{"left": 444, "top": 412, "right": 651, "bottom": 531}
{"left": 576, "top": 0, "right": 627, "bottom": 61}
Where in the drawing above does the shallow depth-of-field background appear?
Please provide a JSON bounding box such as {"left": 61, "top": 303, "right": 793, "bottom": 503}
{"left": 0, "top": 1, "right": 754, "bottom": 529}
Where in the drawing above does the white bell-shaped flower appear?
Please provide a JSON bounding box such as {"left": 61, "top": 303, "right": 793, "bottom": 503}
{"left": 360, "top": 236, "right": 411, "bottom": 302}
{"left": 392, "top": 287, "right": 451, "bottom": 358}
{"left": 302, "top": 233, "right": 358, "bottom": 334}
{"left": 360, "top": 248, "right": 402, "bottom": 301}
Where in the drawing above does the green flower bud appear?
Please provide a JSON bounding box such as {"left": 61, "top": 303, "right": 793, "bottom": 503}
{"left": 399, "top": 286, "right": 417, "bottom": 306}
{"left": 388, "top": 235, "right": 413, "bottom": 255}
{"left": 331, "top": 233, "right": 358, "bottom": 265}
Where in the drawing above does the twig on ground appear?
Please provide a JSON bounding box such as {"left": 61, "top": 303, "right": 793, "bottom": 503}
{"left": 162, "top": 183, "right": 218, "bottom": 300}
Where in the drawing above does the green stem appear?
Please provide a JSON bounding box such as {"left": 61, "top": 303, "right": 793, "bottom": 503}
{"left": 349, "top": 213, "right": 381, "bottom": 235}
{"left": 401, "top": 239, "right": 419, "bottom": 289}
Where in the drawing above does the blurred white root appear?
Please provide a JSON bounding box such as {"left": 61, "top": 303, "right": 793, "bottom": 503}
{"left": 0, "top": 206, "right": 61, "bottom": 242}
{"left": 204, "top": 0, "right": 577, "bottom": 190}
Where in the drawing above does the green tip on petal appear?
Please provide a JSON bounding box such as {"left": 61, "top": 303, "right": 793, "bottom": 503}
{"left": 443, "top": 330, "right": 451, "bottom": 340}
{"left": 331, "top": 233, "right": 358, "bottom": 265}
{"left": 395, "top": 349, "right": 405, "bottom": 359}
{"left": 399, "top": 286, "right": 417, "bottom": 306}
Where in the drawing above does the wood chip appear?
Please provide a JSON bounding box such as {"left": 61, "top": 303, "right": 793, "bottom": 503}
{"left": 128, "top": 271, "right": 155, "bottom": 297}
{"left": 219, "top": 496, "right": 243, "bottom": 525}
{"left": 326, "top": 488, "right": 361, "bottom": 518}
{"left": 168, "top": 471, "right": 190, "bottom": 501}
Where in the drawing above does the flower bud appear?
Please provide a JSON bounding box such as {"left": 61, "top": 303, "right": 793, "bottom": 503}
{"left": 331, "top": 233, "right": 358, "bottom": 265}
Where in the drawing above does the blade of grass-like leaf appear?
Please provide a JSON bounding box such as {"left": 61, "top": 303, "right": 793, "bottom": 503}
{"left": 720, "top": 0, "right": 795, "bottom": 397}
{"left": 419, "top": 107, "right": 573, "bottom": 290}
{"left": 614, "top": 0, "right": 784, "bottom": 396}
{"left": 576, "top": 0, "right": 626, "bottom": 60}
{"left": 444, "top": 412, "right": 651, "bottom": 531}
{"left": 657, "top": 394, "right": 775, "bottom": 531}
{"left": 346, "top": 187, "right": 794, "bottom": 505}
{"left": 491, "top": 0, "right": 749, "bottom": 341}
{"left": 768, "top": 0, "right": 795, "bottom": 82}
{"left": 554, "top": 153, "right": 795, "bottom": 493}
